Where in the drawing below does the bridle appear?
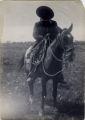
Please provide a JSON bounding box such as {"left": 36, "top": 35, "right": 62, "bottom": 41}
{"left": 50, "top": 30, "right": 74, "bottom": 61}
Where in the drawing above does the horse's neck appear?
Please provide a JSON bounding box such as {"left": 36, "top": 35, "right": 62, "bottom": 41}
{"left": 43, "top": 39, "right": 63, "bottom": 71}
{"left": 50, "top": 39, "right": 63, "bottom": 56}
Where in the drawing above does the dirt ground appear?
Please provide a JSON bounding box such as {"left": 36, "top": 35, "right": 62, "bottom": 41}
{"left": 0, "top": 42, "right": 85, "bottom": 120}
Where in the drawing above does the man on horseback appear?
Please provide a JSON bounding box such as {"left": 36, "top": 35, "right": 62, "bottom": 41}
{"left": 28, "top": 6, "right": 62, "bottom": 71}
{"left": 25, "top": 6, "right": 74, "bottom": 85}
{"left": 18, "top": 6, "right": 75, "bottom": 113}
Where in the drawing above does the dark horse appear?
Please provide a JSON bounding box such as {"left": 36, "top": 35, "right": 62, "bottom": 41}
{"left": 19, "top": 24, "right": 74, "bottom": 115}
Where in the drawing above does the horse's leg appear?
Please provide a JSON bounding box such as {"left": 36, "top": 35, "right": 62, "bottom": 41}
{"left": 52, "top": 80, "right": 58, "bottom": 108}
{"left": 40, "top": 78, "right": 47, "bottom": 115}
{"left": 28, "top": 77, "right": 35, "bottom": 104}
{"left": 29, "top": 80, "right": 34, "bottom": 95}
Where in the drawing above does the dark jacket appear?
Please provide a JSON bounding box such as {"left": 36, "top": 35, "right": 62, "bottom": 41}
{"left": 33, "top": 20, "right": 62, "bottom": 42}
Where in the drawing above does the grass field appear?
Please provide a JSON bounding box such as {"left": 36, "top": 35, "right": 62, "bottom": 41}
{"left": 0, "top": 41, "right": 85, "bottom": 120}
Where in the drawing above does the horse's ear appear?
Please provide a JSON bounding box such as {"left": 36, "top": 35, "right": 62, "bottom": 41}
{"left": 68, "top": 24, "right": 73, "bottom": 33}
{"left": 62, "top": 24, "right": 73, "bottom": 36}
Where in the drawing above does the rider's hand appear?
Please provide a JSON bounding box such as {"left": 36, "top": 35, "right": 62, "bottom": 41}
{"left": 46, "top": 33, "right": 50, "bottom": 37}
{"left": 45, "top": 33, "right": 51, "bottom": 39}
{"left": 39, "top": 35, "right": 43, "bottom": 39}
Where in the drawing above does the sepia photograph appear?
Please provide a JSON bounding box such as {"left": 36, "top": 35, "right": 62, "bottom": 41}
{"left": 0, "top": 0, "right": 85, "bottom": 120}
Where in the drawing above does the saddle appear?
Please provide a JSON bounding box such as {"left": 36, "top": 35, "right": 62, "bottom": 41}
{"left": 25, "top": 38, "right": 49, "bottom": 72}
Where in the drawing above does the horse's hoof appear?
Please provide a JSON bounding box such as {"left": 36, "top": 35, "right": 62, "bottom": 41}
{"left": 39, "top": 111, "right": 43, "bottom": 116}
{"left": 38, "top": 110, "right": 44, "bottom": 116}
{"left": 29, "top": 96, "right": 33, "bottom": 104}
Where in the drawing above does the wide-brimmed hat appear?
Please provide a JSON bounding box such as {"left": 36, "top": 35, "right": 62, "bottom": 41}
{"left": 36, "top": 6, "right": 54, "bottom": 20}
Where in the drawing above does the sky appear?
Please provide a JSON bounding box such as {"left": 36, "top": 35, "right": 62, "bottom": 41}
{"left": 1, "top": 0, "right": 85, "bottom": 43}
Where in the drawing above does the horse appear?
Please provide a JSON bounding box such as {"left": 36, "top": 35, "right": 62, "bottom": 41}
{"left": 18, "top": 24, "right": 75, "bottom": 115}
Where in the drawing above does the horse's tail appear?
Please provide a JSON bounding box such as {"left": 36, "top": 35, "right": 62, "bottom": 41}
{"left": 17, "top": 54, "right": 25, "bottom": 71}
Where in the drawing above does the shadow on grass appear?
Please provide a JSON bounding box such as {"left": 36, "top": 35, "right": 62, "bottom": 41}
{"left": 46, "top": 99, "right": 84, "bottom": 119}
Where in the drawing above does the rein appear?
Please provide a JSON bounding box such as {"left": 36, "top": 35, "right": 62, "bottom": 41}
{"left": 42, "top": 61, "right": 64, "bottom": 77}
{"left": 42, "top": 34, "right": 64, "bottom": 77}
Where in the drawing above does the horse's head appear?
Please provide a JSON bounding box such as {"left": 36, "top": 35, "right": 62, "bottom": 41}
{"left": 59, "top": 24, "right": 74, "bottom": 52}
{"left": 58, "top": 24, "right": 75, "bottom": 62}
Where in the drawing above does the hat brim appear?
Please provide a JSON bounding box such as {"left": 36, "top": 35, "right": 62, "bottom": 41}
{"left": 36, "top": 6, "right": 54, "bottom": 20}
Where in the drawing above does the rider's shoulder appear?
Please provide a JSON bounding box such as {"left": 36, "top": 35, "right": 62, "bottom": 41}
{"left": 35, "top": 20, "right": 57, "bottom": 26}
{"left": 34, "top": 22, "right": 40, "bottom": 26}
{"left": 34, "top": 21, "right": 42, "bottom": 28}
{"left": 50, "top": 20, "right": 57, "bottom": 26}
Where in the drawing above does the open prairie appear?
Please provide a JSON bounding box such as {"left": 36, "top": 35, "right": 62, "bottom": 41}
{"left": 1, "top": 42, "right": 85, "bottom": 120}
